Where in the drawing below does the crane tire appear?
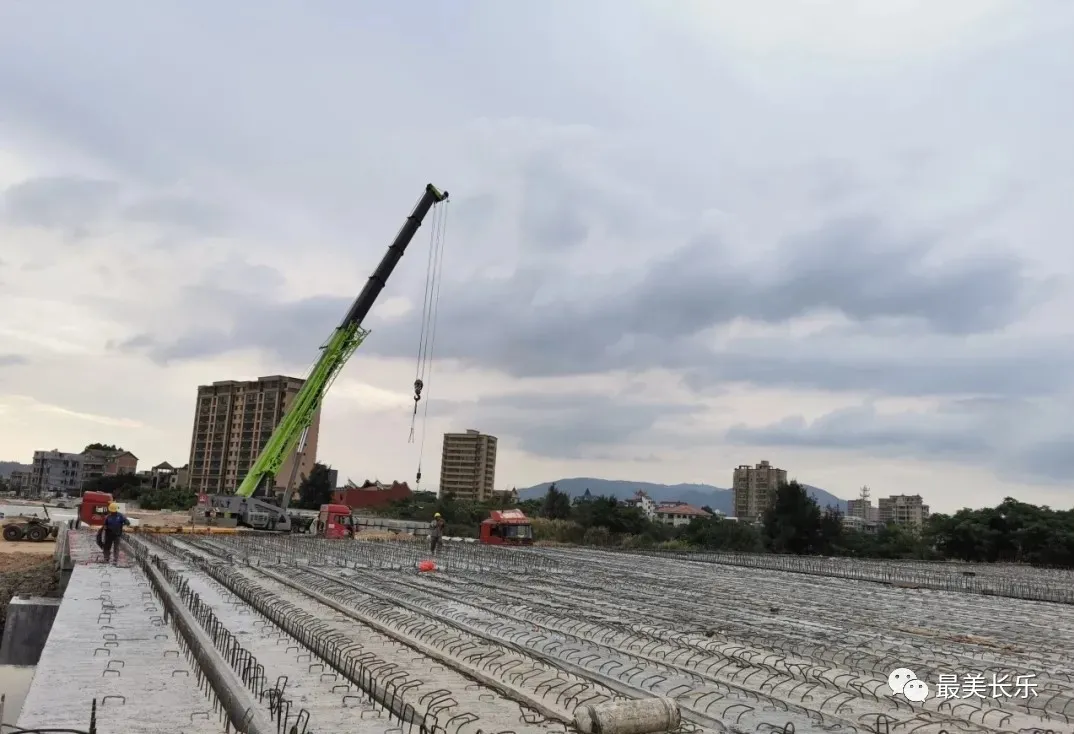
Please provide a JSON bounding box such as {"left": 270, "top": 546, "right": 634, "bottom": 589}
{"left": 3, "top": 525, "right": 25, "bottom": 542}
{"left": 26, "top": 525, "right": 49, "bottom": 542}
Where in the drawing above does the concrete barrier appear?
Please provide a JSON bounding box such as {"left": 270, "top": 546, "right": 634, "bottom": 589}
{"left": 0, "top": 597, "right": 61, "bottom": 665}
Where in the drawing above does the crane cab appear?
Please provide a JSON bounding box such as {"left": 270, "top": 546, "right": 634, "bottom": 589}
{"left": 315, "top": 504, "right": 356, "bottom": 539}
{"left": 480, "top": 509, "right": 533, "bottom": 546}
{"left": 79, "top": 491, "right": 114, "bottom": 527}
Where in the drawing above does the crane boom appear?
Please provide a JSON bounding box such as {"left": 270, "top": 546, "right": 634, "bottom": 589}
{"left": 212, "top": 183, "right": 448, "bottom": 528}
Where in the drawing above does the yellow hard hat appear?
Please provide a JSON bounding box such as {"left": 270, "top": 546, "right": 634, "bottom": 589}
{"left": 434, "top": 512, "right": 441, "bottom": 518}
{"left": 108, "top": 502, "right": 119, "bottom": 512}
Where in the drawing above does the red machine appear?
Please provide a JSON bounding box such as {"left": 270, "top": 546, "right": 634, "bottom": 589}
{"left": 480, "top": 509, "right": 534, "bottom": 545}
{"left": 79, "top": 491, "right": 114, "bottom": 527}
{"left": 314, "top": 504, "right": 356, "bottom": 539}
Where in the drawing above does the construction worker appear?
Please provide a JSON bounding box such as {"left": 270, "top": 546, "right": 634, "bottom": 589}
{"left": 429, "top": 512, "right": 445, "bottom": 554}
{"left": 96, "top": 502, "right": 130, "bottom": 564}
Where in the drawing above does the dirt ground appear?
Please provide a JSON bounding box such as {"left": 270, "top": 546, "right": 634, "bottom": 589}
{"left": 0, "top": 552, "right": 59, "bottom": 638}
{"left": 0, "top": 541, "right": 54, "bottom": 561}
{"left": 127, "top": 510, "right": 192, "bottom": 527}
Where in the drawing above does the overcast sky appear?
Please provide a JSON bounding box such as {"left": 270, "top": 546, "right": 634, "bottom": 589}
{"left": 2, "top": 1, "right": 1073, "bottom": 512}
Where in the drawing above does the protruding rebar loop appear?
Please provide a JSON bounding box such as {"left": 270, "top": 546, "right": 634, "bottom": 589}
{"left": 152, "top": 534, "right": 436, "bottom": 734}
{"left": 126, "top": 532, "right": 1072, "bottom": 734}
{"left": 629, "top": 548, "right": 1074, "bottom": 605}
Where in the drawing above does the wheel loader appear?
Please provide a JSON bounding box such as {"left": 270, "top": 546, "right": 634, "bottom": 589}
{"left": 1, "top": 505, "right": 60, "bottom": 543}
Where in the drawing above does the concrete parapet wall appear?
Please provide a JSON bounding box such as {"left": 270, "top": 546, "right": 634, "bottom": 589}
{"left": 0, "top": 596, "right": 60, "bottom": 665}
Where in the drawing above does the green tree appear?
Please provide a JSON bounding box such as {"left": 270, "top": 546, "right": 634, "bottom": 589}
{"left": 923, "top": 497, "right": 1074, "bottom": 567}
{"left": 296, "top": 463, "right": 335, "bottom": 510}
{"left": 540, "top": 483, "right": 572, "bottom": 520}
{"left": 572, "top": 495, "right": 648, "bottom": 535}
{"left": 763, "top": 480, "right": 825, "bottom": 554}
{"left": 518, "top": 498, "right": 541, "bottom": 516}
{"left": 83, "top": 443, "right": 122, "bottom": 452}
{"left": 682, "top": 516, "right": 764, "bottom": 552}
{"left": 818, "top": 506, "right": 844, "bottom": 553}
{"left": 140, "top": 487, "right": 198, "bottom": 511}
{"left": 85, "top": 473, "right": 144, "bottom": 500}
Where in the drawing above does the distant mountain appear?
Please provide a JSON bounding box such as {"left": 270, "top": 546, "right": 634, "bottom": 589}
{"left": 0, "top": 461, "right": 30, "bottom": 478}
{"left": 517, "top": 477, "right": 847, "bottom": 516}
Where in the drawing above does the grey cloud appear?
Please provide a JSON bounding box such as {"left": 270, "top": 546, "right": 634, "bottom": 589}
{"left": 358, "top": 213, "right": 1046, "bottom": 377}
{"left": 2, "top": 177, "right": 120, "bottom": 232}
{"left": 1010, "top": 439, "right": 1074, "bottom": 484}
{"left": 443, "top": 392, "right": 703, "bottom": 460}
{"left": 726, "top": 404, "right": 989, "bottom": 459}
{"left": 726, "top": 398, "right": 1074, "bottom": 484}
{"left": 518, "top": 156, "right": 591, "bottom": 251}
{"left": 123, "top": 196, "right": 231, "bottom": 235}
{"left": 116, "top": 287, "right": 343, "bottom": 367}
{"left": 0, "top": 354, "right": 28, "bottom": 367}
{"left": 1, "top": 176, "right": 233, "bottom": 238}
{"left": 684, "top": 328, "right": 1074, "bottom": 398}
{"left": 763, "top": 217, "right": 1041, "bottom": 334}
{"left": 113, "top": 210, "right": 1056, "bottom": 406}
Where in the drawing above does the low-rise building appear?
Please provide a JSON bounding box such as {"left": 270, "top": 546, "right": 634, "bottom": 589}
{"left": 333, "top": 480, "right": 413, "bottom": 510}
{"left": 841, "top": 514, "right": 880, "bottom": 533}
{"left": 654, "top": 502, "right": 711, "bottom": 527}
{"left": 491, "top": 488, "right": 519, "bottom": 505}
{"left": 147, "top": 461, "right": 183, "bottom": 490}
{"left": 624, "top": 490, "right": 658, "bottom": 520}
{"left": 8, "top": 469, "right": 31, "bottom": 493}
{"left": 81, "top": 448, "right": 138, "bottom": 487}
{"left": 30, "top": 450, "right": 84, "bottom": 497}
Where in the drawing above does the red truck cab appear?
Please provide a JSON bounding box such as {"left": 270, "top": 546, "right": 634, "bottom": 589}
{"left": 480, "top": 509, "right": 534, "bottom": 545}
{"left": 79, "top": 491, "right": 114, "bottom": 527}
{"left": 316, "top": 504, "right": 355, "bottom": 539}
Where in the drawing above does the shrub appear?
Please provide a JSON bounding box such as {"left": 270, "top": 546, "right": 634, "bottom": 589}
{"left": 531, "top": 517, "right": 585, "bottom": 544}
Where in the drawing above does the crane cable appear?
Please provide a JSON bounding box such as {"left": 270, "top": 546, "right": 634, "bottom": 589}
{"left": 409, "top": 201, "right": 441, "bottom": 439}
{"left": 409, "top": 199, "right": 449, "bottom": 489}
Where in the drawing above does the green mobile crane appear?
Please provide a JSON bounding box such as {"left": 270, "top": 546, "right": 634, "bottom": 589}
{"left": 207, "top": 183, "right": 449, "bottom": 531}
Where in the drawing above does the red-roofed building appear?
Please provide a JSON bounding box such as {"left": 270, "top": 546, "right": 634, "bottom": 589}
{"left": 332, "top": 480, "right": 413, "bottom": 510}
{"left": 654, "top": 502, "right": 711, "bottom": 527}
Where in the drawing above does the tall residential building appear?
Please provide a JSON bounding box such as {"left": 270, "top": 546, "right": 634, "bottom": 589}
{"left": 733, "top": 460, "right": 788, "bottom": 521}
{"left": 187, "top": 375, "right": 320, "bottom": 495}
{"left": 439, "top": 429, "right": 497, "bottom": 502}
{"left": 878, "top": 494, "right": 931, "bottom": 527}
{"left": 30, "top": 450, "right": 84, "bottom": 497}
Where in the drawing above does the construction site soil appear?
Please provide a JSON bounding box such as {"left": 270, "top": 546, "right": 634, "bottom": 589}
{"left": 0, "top": 552, "right": 59, "bottom": 638}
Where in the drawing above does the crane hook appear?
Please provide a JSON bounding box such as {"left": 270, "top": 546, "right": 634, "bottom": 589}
{"left": 413, "top": 378, "right": 424, "bottom": 404}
